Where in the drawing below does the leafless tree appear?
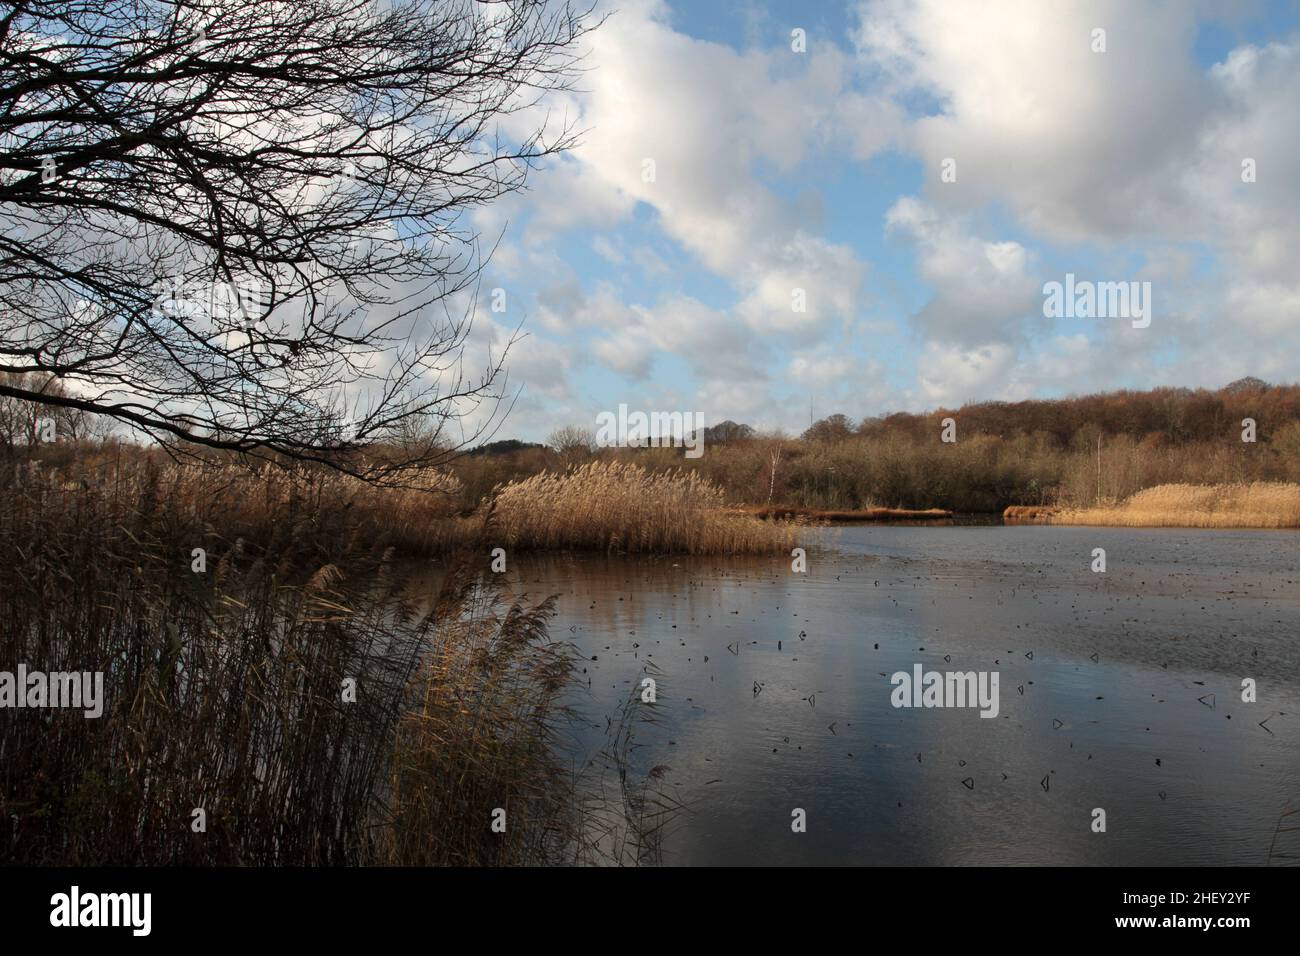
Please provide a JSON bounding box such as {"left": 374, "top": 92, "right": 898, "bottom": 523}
{"left": 766, "top": 441, "right": 781, "bottom": 504}
{"left": 0, "top": 369, "right": 99, "bottom": 448}
{"left": 546, "top": 422, "right": 593, "bottom": 466}
{"left": 0, "top": 0, "right": 595, "bottom": 481}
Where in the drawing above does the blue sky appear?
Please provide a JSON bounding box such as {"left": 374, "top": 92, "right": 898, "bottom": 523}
{"left": 463, "top": 0, "right": 1300, "bottom": 442}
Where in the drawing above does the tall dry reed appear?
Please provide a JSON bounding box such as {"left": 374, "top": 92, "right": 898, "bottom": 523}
{"left": 0, "top": 456, "right": 665, "bottom": 865}
{"left": 490, "top": 461, "right": 798, "bottom": 554}
{"left": 1046, "top": 482, "right": 1300, "bottom": 528}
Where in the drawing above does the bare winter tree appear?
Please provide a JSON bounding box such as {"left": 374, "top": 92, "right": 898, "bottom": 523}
{"left": 0, "top": 370, "right": 96, "bottom": 448}
{"left": 0, "top": 0, "right": 595, "bottom": 481}
{"left": 546, "top": 422, "right": 593, "bottom": 466}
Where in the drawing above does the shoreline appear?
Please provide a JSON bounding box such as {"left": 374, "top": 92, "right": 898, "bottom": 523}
{"left": 1003, "top": 483, "right": 1300, "bottom": 529}
{"left": 738, "top": 504, "right": 954, "bottom": 523}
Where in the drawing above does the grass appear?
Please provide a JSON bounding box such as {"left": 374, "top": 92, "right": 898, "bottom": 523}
{"left": 1010, "top": 482, "right": 1300, "bottom": 528}
{"left": 0, "top": 455, "right": 669, "bottom": 865}
{"left": 491, "top": 460, "right": 799, "bottom": 554}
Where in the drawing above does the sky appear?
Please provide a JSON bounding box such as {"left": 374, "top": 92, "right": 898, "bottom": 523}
{"left": 458, "top": 0, "right": 1300, "bottom": 442}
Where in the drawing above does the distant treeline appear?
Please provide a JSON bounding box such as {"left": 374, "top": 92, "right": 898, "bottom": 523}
{"left": 10, "top": 378, "right": 1300, "bottom": 515}
{"left": 463, "top": 378, "right": 1300, "bottom": 514}
{"left": 851, "top": 376, "right": 1298, "bottom": 447}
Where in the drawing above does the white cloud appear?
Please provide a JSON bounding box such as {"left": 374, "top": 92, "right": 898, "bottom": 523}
{"left": 788, "top": 351, "right": 856, "bottom": 387}
{"left": 589, "top": 295, "right": 769, "bottom": 383}
{"left": 917, "top": 341, "right": 1019, "bottom": 406}
{"left": 858, "top": 0, "right": 1300, "bottom": 400}
{"left": 855, "top": 0, "right": 1211, "bottom": 242}
{"left": 885, "top": 197, "right": 1038, "bottom": 347}
{"left": 737, "top": 233, "right": 866, "bottom": 333}
{"left": 515, "top": 0, "right": 881, "bottom": 334}
{"left": 470, "top": 1, "right": 1300, "bottom": 437}
{"left": 504, "top": 332, "right": 579, "bottom": 400}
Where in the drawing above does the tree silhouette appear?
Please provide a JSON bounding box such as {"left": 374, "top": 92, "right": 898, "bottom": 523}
{"left": 0, "top": 0, "right": 595, "bottom": 481}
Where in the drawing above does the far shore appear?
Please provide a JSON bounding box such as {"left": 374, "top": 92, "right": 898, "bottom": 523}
{"left": 738, "top": 482, "right": 1300, "bottom": 530}
{"left": 1003, "top": 482, "right": 1300, "bottom": 529}
{"left": 737, "top": 504, "right": 953, "bottom": 523}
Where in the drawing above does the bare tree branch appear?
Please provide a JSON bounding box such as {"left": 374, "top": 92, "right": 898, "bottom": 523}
{"left": 0, "top": 0, "right": 597, "bottom": 482}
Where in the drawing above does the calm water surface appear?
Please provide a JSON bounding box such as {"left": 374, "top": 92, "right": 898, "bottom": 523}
{"left": 505, "top": 525, "right": 1300, "bottom": 865}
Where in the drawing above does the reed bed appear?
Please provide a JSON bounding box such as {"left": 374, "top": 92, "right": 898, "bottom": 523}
{"left": 381, "top": 564, "right": 577, "bottom": 866}
{"left": 0, "top": 457, "right": 664, "bottom": 865}
{"left": 1002, "top": 505, "right": 1063, "bottom": 523}
{"left": 490, "top": 461, "right": 798, "bottom": 554}
{"left": 32, "top": 452, "right": 476, "bottom": 557}
{"left": 1035, "top": 482, "right": 1300, "bottom": 528}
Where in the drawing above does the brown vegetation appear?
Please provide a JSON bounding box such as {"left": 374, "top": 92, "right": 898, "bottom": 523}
{"left": 1003, "top": 505, "right": 1063, "bottom": 523}
{"left": 452, "top": 379, "right": 1300, "bottom": 517}
{"left": 1032, "top": 482, "right": 1300, "bottom": 528}
{"left": 15, "top": 378, "right": 1300, "bottom": 532}
{"left": 4, "top": 378, "right": 1297, "bottom": 864}
{"left": 491, "top": 461, "right": 797, "bottom": 554}
{"left": 0, "top": 457, "right": 667, "bottom": 865}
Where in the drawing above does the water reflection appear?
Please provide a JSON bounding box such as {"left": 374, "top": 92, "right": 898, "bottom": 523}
{"left": 501, "top": 526, "right": 1300, "bottom": 864}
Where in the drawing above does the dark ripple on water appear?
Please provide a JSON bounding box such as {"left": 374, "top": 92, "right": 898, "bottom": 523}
{"left": 508, "top": 525, "right": 1300, "bottom": 865}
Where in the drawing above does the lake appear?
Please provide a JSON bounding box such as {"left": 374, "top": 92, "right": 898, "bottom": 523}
{"left": 505, "top": 524, "right": 1300, "bottom": 865}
